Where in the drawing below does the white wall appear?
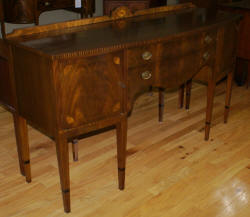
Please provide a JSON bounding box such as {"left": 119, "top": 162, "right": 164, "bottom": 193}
{"left": 1, "top": 0, "right": 178, "bottom": 37}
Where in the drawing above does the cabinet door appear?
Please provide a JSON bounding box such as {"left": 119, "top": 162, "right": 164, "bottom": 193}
{"left": 54, "top": 52, "right": 124, "bottom": 129}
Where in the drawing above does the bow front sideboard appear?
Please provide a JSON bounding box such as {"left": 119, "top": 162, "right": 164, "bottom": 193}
{"left": 5, "top": 4, "right": 241, "bottom": 212}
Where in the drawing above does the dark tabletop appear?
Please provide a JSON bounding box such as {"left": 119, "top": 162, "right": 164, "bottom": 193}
{"left": 13, "top": 8, "right": 241, "bottom": 56}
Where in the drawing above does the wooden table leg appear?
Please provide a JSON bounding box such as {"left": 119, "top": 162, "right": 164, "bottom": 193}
{"left": 185, "top": 79, "right": 192, "bottom": 110}
{"left": 158, "top": 88, "right": 165, "bottom": 122}
{"left": 55, "top": 132, "right": 70, "bottom": 213}
{"left": 205, "top": 80, "right": 216, "bottom": 141}
{"left": 116, "top": 118, "right": 127, "bottom": 190}
{"left": 13, "top": 113, "right": 31, "bottom": 182}
{"left": 179, "top": 84, "right": 185, "bottom": 108}
{"left": 224, "top": 70, "right": 234, "bottom": 123}
{"left": 72, "top": 139, "right": 79, "bottom": 162}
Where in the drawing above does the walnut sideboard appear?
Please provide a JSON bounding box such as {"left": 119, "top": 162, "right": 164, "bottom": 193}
{"left": 5, "top": 4, "right": 241, "bottom": 212}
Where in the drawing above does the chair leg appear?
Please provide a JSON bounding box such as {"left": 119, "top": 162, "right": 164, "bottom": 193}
{"left": 205, "top": 80, "right": 216, "bottom": 141}
{"left": 159, "top": 88, "right": 165, "bottom": 122}
{"left": 116, "top": 118, "right": 127, "bottom": 190}
{"left": 179, "top": 84, "right": 185, "bottom": 109}
{"left": 55, "top": 132, "right": 71, "bottom": 213}
{"left": 185, "top": 79, "right": 192, "bottom": 110}
{"left": 72, "top": 139, "right": 79, "bottom": 162}
{"left": 13, "top": 113, "right": 31, "bottom": 182}
{"left": 224, "top": 70, "right": 234, "bottom": 123}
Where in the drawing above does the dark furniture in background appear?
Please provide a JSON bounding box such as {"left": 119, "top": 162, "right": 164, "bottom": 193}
{"left": 179, "top": 0, "right": 235, "bottom": 8}
{"left": 5, "top": 4, "right": 240, "bottom": 212}
{"left": 179, "top": 0, "right": 218, "bottom": 8}
{"left": 219, "top": 0, "right": 250, "bottom": 87}
{"left": 2, "top": 0, "right": 95, "bottom": 26}
{"left": 103, "top": 0, "right": 167, "bottom": 15}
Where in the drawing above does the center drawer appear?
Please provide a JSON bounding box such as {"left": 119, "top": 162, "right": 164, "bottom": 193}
{"left": 127, "top": 45, "right": 156, "bottom": 68}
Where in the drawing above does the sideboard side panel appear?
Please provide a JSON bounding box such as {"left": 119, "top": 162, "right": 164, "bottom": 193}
{"left": 12, "top": 47, "right": 55, "bottom": 137}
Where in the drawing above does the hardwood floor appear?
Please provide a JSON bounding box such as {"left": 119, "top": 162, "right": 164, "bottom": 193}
{"left": 0, "top": 82, "right": 249, "bottom": 217}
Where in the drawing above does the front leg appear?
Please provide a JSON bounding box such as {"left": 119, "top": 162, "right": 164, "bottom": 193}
{"left": 158, "top": 88, "right": 165, "bottom": 122}
{"left": 55, "top": 132, "right": 70, "bottom": 213}
{"left": 205, "top": 80, "right": 216, "bottom": 141}
{"left": 13, "top": 113, "right": 31, "bottom": 182}
{"left": 72, "top": 139, "right": 79, "bottom": 162}
{"left": 224, "top": 69, "right": 234, "bottom": 123}
{"left": 185, "top": 79, "right": 192, "bottom": 110}
{"left": 179, "top": 84, "right": 185, "bottom": 109}
{"left": 116, "top": 118, "right": 127, "bottom": 190}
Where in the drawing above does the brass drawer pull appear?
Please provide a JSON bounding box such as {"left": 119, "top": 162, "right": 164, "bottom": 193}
{"left": 142, "top": 51, "right": 152, "bottom": 61}
{"left": 44, "top": 1, "right": 51, "bottom": 6}
{"left": 203, "top": 52, "right": 210, "bottom": 61}
{"left": 204, "top": 35, "right": 212, "bottom": 44}
{"left": 141, "top": 71, "right": 152, "bottom": 80}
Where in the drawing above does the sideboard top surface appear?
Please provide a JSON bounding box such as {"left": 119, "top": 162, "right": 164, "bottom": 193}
{"left": 7, "top": 8, "right": 241, "bottom": 57}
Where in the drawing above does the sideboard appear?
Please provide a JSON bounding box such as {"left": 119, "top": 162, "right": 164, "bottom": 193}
{"left": 4, "top": 4, "right": 241, "bottom": 213}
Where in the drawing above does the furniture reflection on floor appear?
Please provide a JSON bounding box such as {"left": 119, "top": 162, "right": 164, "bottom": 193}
{"left": 5, "top": 4, "right": 241, "bottom": 212}
{"left": 103, "top": 0, "right": 167, "bottom": 15}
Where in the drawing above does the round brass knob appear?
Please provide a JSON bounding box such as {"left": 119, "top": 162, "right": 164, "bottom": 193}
{"left": 142, "top": 51, "right": 152, "bottom": 61}
{"left": 141, "top": 71, "right": 152, "bottom": 80}
{"left": 204, "top": 35, "right": 212, "bottom": 44}
{"left": 203, "top": 52, "right": 210, "bottom": 61}
{"left": 45, "top": 1, "right": 51, "bottom": 6}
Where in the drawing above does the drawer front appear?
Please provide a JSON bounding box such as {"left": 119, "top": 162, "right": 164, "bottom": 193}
{"left": 128, "top": 64, "right": 155, "bottom": 110}
{"left": 55, "top": 52, "right": 124, "bottom": 129}
{"left": 161, "top": 33, "right": 203, "bottom": 60}
{"left": 127, "top": 45, "right": 156, "bottom": 68}
{"left": 161, "top": 30, "right": 216, "bottom": 60}
{"left": 194, "top": 45, "right": 217, "bottom": 83}
{"left": 158, "top": 50, "right": 203, "bottom": 88}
